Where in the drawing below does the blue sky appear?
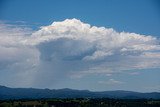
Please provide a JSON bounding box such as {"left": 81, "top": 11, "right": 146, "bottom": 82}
{"left": 0, "top": 0, "right": 160, "bottom": 92}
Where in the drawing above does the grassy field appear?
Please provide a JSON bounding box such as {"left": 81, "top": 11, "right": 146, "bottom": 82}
{"left": 0, "top": 98, "right": 160, "bottom": 107}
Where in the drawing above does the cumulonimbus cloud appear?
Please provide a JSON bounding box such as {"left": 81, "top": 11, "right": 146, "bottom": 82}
{"left": 0, "top": 18, "right": 160, "bottom": 87}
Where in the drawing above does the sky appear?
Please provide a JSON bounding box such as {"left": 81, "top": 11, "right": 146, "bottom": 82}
{"left": 0, "top": 0, "right": 160, "bottom": 92}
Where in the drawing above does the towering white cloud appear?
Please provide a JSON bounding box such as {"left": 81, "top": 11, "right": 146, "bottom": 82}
{"left": 0, "top": 18, "right": 160, "bottom": 88}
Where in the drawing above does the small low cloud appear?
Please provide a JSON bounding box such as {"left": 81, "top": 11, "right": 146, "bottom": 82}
{"left": 144, "top": 85, "right": 160, "bottom": 92}
{"left": 98, "top": 79, "right": 125, "bottom": 85}
{"left": 129, "top": 72, "right": 140, "bottom": 75}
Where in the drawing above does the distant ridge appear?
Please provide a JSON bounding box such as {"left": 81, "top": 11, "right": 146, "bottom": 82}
{"left": 0, "top": 85, "right": 160, "bottom": 100}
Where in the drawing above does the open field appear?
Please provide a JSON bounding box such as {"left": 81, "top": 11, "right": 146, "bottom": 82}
{"left": 0, "top": 98, "right": 160, "bottom": 107}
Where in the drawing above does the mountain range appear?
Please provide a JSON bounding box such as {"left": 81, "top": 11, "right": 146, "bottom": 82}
{"left": 0, "top": 85, "right": 160, "bottom": 100}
